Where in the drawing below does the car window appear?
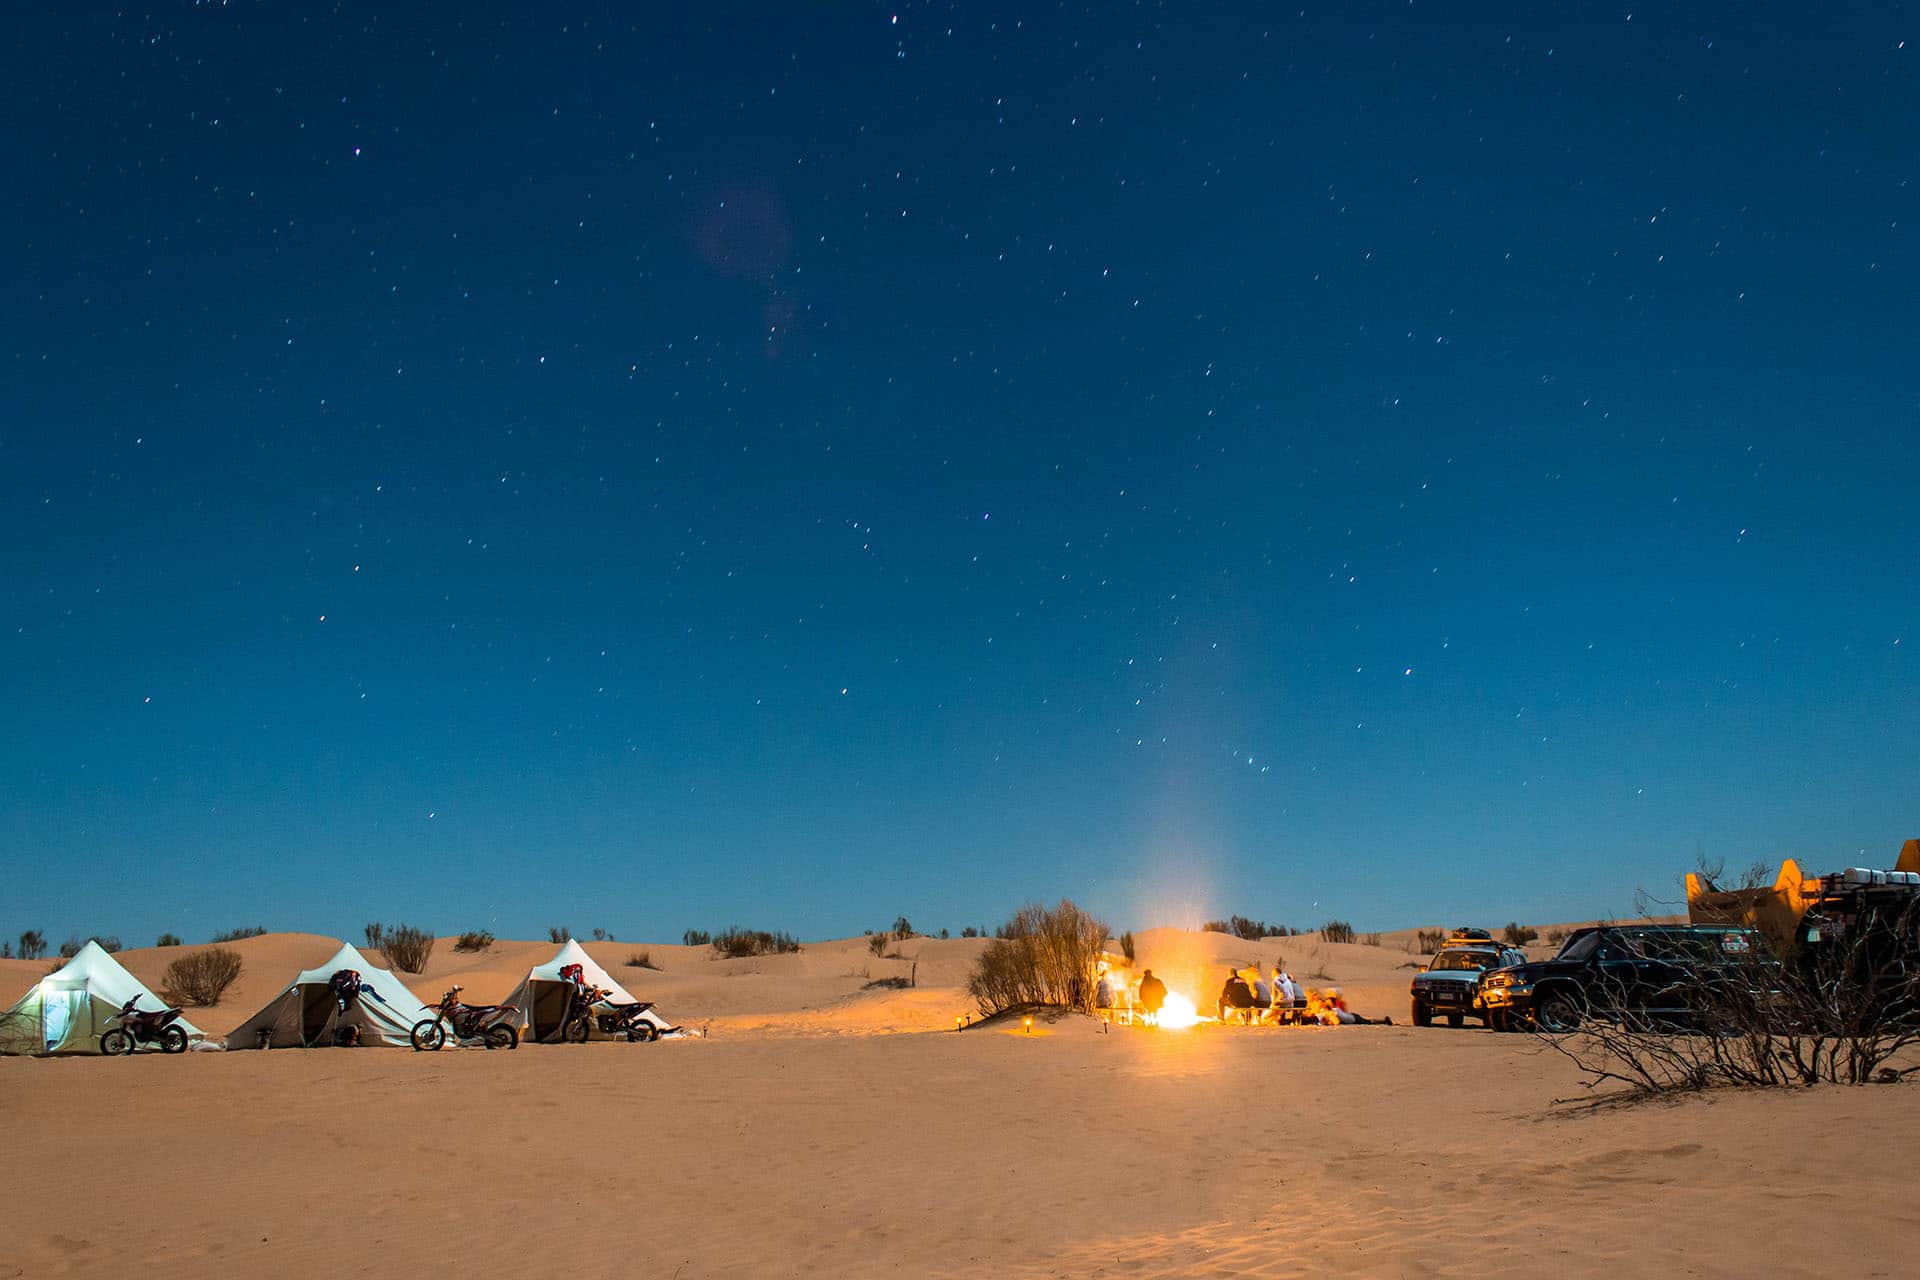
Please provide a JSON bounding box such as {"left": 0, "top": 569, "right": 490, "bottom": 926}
{"left": 1430, "top": 950, "right": 1493, "bottom": 971}
{"left": 1556, "top": 932, "right": 1600, "bottom": 962}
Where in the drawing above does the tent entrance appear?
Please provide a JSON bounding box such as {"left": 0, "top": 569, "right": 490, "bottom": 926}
{"left": 528, "top": 982, "right": 572, "bottom": 1042}
{"left": 299, "top": 985, "right": 338, "bottom": 1045}
{"left": 43, "top": 988, "right": 87, "bottom": 1052}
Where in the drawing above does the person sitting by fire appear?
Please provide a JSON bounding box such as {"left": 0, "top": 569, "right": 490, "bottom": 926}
{"left": 1217, "top": 968, "right": 1257, "bottom": 1022}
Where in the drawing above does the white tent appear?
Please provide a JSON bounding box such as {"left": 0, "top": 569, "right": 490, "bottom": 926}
{"left": 504, "top": 939, "right": 677, "bottom": 1042}
{"left": 0, "top": 941, "right": 205, "bottom": 1056}
{"left": 225, "top": 943, "right": 434, "bottom": 1049}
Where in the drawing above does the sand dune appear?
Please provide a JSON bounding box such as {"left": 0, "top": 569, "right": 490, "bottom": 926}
{"left": 4, "top": 925, "right": 1910, "bottom": 1278}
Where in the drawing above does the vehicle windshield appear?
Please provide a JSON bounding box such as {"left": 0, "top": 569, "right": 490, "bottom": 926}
{"left": 1555, "top": 931, "right": 1601, "bottom": 962}
{"left": 1429, "top": 950, "right": 1496, "bottom": 972}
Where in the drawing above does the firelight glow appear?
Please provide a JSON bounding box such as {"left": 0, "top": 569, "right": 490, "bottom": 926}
{"left": 1156, "top": 992, "right": 1200, "bottom": 1030}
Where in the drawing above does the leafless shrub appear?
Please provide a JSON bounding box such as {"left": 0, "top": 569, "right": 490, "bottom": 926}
{"left": 1545, "top": 927, "right": 1572, "bottom": 946}
{"left": 364, "top": 922, "right": 385, "bottom": 950}
{"left": 1119, "top": 931, "right": 1136, "bottom": 963}
{"left": 1321, "top": 920, "right": 1356, "bottom": 945}
{"left": 17, "top": 930, "right": 46, "bottom": 960}
{"left": 868, "top": 932, "right": 889, "bottom": 957}
{"left": 1540, "top": 900, "right": 1920, "bottom": 1099}
{"left": 1415, "top": 928, "right": 1446, "bottom": 953}
{"left": 212, "top": 926, "right": 267, "bottom": 942}
{"left": 625, "top": 950, "right": 659, "bottom": 970}
{"left": 60, "top": 935, "right": 121, "bottom": 958}
{"left": 156, "top": 933, "right": 182, "bottom": 948}
{"left": 682, "top": 929, "right": 711, "bottom": 946}
{"left": 1502, "top": 922, "right": 1539, "bottom": 947}
{"left": 381, "top": 924, "right": 436, "bottom": 974}
{"left": 1362, "top": 932, "right": 1383, "bottom": 947}
{"left": 453, "top": 930, "right": 493, "bottom": 953}
{"left": 548, "top": 925, "right": 572, "bottom": 944}
{"left": 161, "top": 948, "right": 243, "bottom": 1006}
{"left": 966, "top": 900, "right": 1110, "bottom": 1017}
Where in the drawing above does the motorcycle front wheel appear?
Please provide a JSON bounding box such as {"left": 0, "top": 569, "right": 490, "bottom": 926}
{"left": 160, "top": 1025, "right": 188, "bottom": 1054}
{"left": 100, "top": 1029, "right": 134, "bottom": 1056}
{"left": 484, "top": 1024, "right": 519, "bottom": 1050}
{"left": 562, "top": 1017, "right": 590, "bottom": 1044}
{"left": 410, "top": 1020, "right": 447, "bottom": 1052}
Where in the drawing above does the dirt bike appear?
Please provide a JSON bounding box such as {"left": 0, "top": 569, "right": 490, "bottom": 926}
{"left": 411, "top": 986, "right": 520, "bottom": 1051}
{"left": 100, "top": 996, "right": 189, "bottom": 1055}
{"left": 593, "top": 997, "right": 664, "bottom": 1042}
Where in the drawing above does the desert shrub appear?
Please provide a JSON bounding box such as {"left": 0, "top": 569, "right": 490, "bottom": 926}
{"left": 453, "top": 930, "right": 494, "bottom": 953}
{"left": 965, "top": 900, "right": 1110, "bottom": 1017}
{"left": 161, "top": 947, "right": 242, "bottom": 1006}
{"left": 548, "top": 925, "right": 572, "bottom": 944}
{"left": 625, "top": 950, "right": 659, "bottom": 970}
{"left": 1321, "top": 920, "right": 1356, "bottom": 945}
{"left": 682, "top": 929, "right": 712, "bottom": 947}
{"left": 364, "top": 922, "right": 385, "bottom": 950}
{"left": 60, "top": 935, "right": 121, "bottom": 958}
{"left": 1362, "top": 932, "right": 1383, "bottom": 947}
{"left": 212, "top": 926, "right": 267, "bottom": 942}
{"left": 1415, "top": 928, "right": 1446, "bottom": 953}
{"left": 17, "top": 931, "right": 46, "bottom": 960}
{"left": 591, "top": 927, "right": 614, "bottom": 941}
{"left": 868, "top": 932, "right": 889, "bottom": 957}
{"left": 711, "top": 927, "right": 802, "bottom": 958}
{"left": 382, "top": 924, "right": 436, "bottom": 974}
{"left": 1545, "top": 927, "right": 1572, "bottom": 946}
{"left": 0, "top": 942, "right": 10, "bottom": 958}
{"left": 892, "top": 916, "right": 915, "bottom": 940}
{"left": 1201, "top": 920, "right": 1230, "bottom": 934}
{"left": 1119, "top": 930, "right": 1137, "bottom": 963}
{"left": 938, "top": 928, "right": 950, "bottom": 939}
{"left": 960, "top": 926, "right": 981, "bottom": 938}
{"left": 1219, "top": 915, "right": 1299, "bottom": 940}
{"left": 156, "top": 933, "right": 183, "bottom": 948}
{"left": 1501, "top": 922, "right": 1540, "bottom": 947}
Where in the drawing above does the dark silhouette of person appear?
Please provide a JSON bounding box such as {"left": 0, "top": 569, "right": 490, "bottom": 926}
{"left": 1137, "top": 969, "right": 1168, "bottom": 1023}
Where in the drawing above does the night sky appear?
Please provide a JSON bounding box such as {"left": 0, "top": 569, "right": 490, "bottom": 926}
{"left": 5, "top": 4, "right": 1916, "bottom": 948}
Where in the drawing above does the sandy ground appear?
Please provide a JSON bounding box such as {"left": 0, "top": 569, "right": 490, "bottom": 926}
{"left": 3, "top": 926, "right": 1914, "bottom": 1277}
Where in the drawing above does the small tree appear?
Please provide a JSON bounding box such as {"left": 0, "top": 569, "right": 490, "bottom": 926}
{"left": 1415, "top": 928, "right": 1446, "bottom": 953}
{"left": 966, "top": 900, "right": 1110, "bottom": 1017}
{"left": 382, "top": 924, "right": 436, "bottom": 974}
{"left": 161, "top": 948, "right": 243, "bottom": 1006}
{"left": 1321, "top": 920, "right": 1356, "bottom": 945}
{"left": 960, "top": 926, "right": 981, "bottom": 939}
{"left": 1119, "top": 930, "right": 1137, "bottom": 963}
{"left": 18, "top": 931, "right": 45, "bottom": 960}
{"left": 548, "top": 925, "right": 572, "bottom": 944}
{"left": 156, "top": 933, "right": 183, "bottom": 948}
{"left": 1501, "top": 922, "right": 1539, "bottom": 947}
{"left": 364, "top": 922, "right": 386, "bottom": 951}
{"left": 892, "top": 916, "right": 915, "bottom": 941}
{"left": 868, "top": 932, "right": 889, "bottom": 957}
{"left": 453, "top": 930, "right": 494, "bottom": 953}
{"left": 682, "top": 929, "right": 711, "bottom": 947}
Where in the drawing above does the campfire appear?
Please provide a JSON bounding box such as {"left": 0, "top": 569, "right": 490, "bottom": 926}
{"left": 1156, "top": 991, "right": 1201, "bottom": 1029}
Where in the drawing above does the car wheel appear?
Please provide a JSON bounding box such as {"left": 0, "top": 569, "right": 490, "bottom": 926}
{"left": 1410, "top": 999, "right": 1431, "bottom": 1028}
{"left": 1446, "top": 1012, "right": 1464, "bottom": 1028}
{"left": 1534, "top": 989, "right": 1582, "bottom": 1033}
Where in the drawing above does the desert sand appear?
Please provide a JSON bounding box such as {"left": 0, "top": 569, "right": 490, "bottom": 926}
{"left": 2, "top": 926, "right": 1915, "bottom": 1278}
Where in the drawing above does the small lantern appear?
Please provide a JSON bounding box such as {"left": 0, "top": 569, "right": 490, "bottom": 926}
{"left": 1023, "top": 1015, "right": 1033, "bottom": 1034}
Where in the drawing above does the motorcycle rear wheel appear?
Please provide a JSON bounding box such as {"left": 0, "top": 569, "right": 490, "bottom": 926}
{"left": 160, "top": 1025, "right": 188, "bottom": 1053}
{"left": 484, "top": 1024, "right": 519, "bottom": 1050}
{"left": 100, "top": 1029, "right": 134, "bottom": 1056}
{"left": 410, "top": 1020, "right": 447, "bottom": 1052}
{"left": 627, "top": 1022, "right": 659, "bottom": 1043}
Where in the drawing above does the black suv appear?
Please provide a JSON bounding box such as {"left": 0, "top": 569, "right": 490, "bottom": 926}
{"left": 1477, "top": 924, "right": 1762, "bottom": 1032}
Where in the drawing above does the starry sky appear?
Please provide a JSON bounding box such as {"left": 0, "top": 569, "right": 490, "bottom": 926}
{"left": 4, "top": 3, "right": 1916, "bottom": 948}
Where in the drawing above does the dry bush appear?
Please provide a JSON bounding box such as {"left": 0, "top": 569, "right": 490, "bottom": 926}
{"left": 1362, "top": 932, "right": 1383, "bottom": 947}
{"left": 966, "top": 900, "right": 1110, "bottom": 1017}
{"left": 156, "top": 933, "right": 182, "bottom": 948}
{"left": 1502, "top": 922, "right": 1539, "bottom": 947}
{"left": 211, "top": 926, "right": 266, "bottom": 942}
{"left": 1119, "top": 931, "right": 1136, "bottom": 963}
{"left": 1540, "top": 899, "right": 1920, "bottom": 1098}
{"left": 711, "top": 927, "right": 801, "bottom": 958}
{"left": 1321, "top": 920, "right": 1356, "bottom": 945}
{"left": 60, "top": 935, "right": 121, "bottom": 958}
{"left": 868, "top": 932, "right": 889, "bottom": 957}
{"left": 682, "top": 929, "right": 711, "bottom": 946}
{"left": 453, "top": 930, "right": 493, "bottom": 953}
{"left": 382, "top": 924, "right": 436, "bottom": 974}
{"left": 161, "top": 947, "right": 243, "bottom": 1006}
{"left": 625, "top": 950, "right": 659, "bottom": 970}
{"left": 1415, "top": 927, "right": 1446, "bottom": 953}
{"left": 548, "top": 925, "right": 572, "bottom": 944}
{"left": 1545, "top": 927, "right": 1572, "bottom": 946}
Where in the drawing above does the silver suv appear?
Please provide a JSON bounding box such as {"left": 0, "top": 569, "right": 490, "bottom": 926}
{"left": 1410, "top": 931, "right": 1527, "bottom": 1028}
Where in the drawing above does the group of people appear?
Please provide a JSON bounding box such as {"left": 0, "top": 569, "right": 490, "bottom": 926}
{"left": 1091, "top": 962, "right": 1389, "bottom": 1027}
